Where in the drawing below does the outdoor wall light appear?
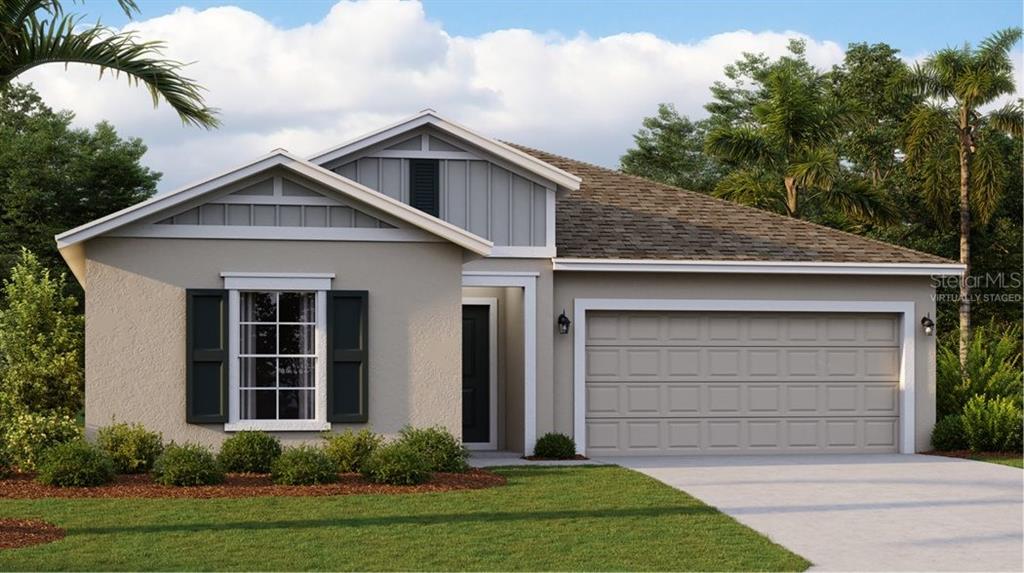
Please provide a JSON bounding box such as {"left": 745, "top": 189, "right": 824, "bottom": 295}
{"left": 557, "top": 310, "right": 572, "bottom": 334}
{"left": 921, "top": 314, "right": 935, "bottom": 336}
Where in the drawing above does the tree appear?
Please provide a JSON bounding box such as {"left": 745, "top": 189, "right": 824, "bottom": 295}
{"left": 620, "top": 104, "right": 723, "bottom": 192}
{"left": 0, "top": 249, "right": 83, "bottom": 420}
{"left": 0, "top": 83, "right": 160, "bottom": 281}
{"left": 903, "top": 27, "right": 1023, "bottom": 364}
{"left": 0, "top": 0, "right": 218, "bottom": 127}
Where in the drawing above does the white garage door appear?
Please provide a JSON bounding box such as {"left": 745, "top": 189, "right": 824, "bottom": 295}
{"left": 585, "top": 311, "right": 901, "bottom": 455}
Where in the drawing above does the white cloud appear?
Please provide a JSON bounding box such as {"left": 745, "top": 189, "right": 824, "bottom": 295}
{"left": 20, "top": 0, "right": 847, "bottom": 190}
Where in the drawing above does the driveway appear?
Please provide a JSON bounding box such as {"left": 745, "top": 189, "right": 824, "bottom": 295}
{"left": 609, "top": 454, "right": 1023, "bottom": 572}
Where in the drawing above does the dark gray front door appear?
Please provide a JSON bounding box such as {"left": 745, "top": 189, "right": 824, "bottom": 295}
{"left": 462, "top": 305, "right": 490, "bottom": 443}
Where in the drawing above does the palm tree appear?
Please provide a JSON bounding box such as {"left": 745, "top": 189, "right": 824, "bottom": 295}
{"left": 0, "top": 0, "right": 218, "bottom": 127}
{"left": 904, "top": 28, "right": 1022, "bottom": 365}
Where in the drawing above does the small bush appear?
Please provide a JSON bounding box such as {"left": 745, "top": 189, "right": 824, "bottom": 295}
{"left": 271, "top": 445, "right": 337, "bottom": 485}
{"left": 361, "top": 441, "right": 430, "bottom": 485}
{"left": 323, "top": 429, "right": 383, "bottom": 472}
{"left": 937, "top": 321, "right": 1023, "bottom": 419}
{"left": 931, "top": 415, "right": 967, "bottom": 451}
{"left": 0, "top": 442, "right": 12, "bottom": 479}
{"left": 397, "top": 426, "right": 468, "bottom": 472}
{"left": 533, "top": 433, "right": 577, "bottom": 459}
{"left": 962, "top": 395, "right": 1023, "bottom": 452}
{"left": 218, "top": 431, "right": 282, "bottom": 473}
{"left": 36, "top": 439, "right": 114, "bottom": 487}
{"left": 2, "top": 412, "right": 82, "bottom": 470}
{"left": 153, "top": 443, "right": 224, "bottom": 486}
{"left": 97, "top": 423, "right": 164, "bottom": 474}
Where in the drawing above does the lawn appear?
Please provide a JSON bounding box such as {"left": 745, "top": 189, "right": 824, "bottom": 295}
{"left": 970, "top": 453, "right": 1023, "bottom": 468}
{"left": 0, "top": 466, "right": 809, "bottom": 571}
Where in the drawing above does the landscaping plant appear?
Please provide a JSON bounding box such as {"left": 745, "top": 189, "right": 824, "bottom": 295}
{"left": 930, "top": 415, "right": 967, "bottom": 451}
{"left": 97, "top": 423, "right": 164, "bottom": 474}
{"left": 936, "top": 320, "right": 1023, "bottom": 419}
{"left": 397, "top": 426, "right": 468, "bottom": 472}
{"left": 322, "top": 428, "right": 383, "bottom": 472}
{"left": 270, "top": 445, "right": 337, "bottom": 485}
{"left": 152, "top": 443, "right": 224, "bottom": 486}
{"left": 218, "top": 430, "right": 282, "bottom": 473}
{"left": 533, "top": 433, "right": 577, "bottom": 459}
{"left": 0, "top": 439, "right": 12, "bottom": 478}
{"left": 961, "top": 395, "right": 1023, "bottom": 453}
{"left": 361, "top": 441, "right": 430, "bottom": 485}
{"left": 2, "top": 411, "right": 81, "bottom": 470}
{"left": 36, "top": 439, "right": 114, "bottom": 487}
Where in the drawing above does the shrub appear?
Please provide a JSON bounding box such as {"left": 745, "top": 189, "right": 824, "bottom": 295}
{"left": 152, "top": 443, "right": 224, "bottom": 486}
{"left": 270, "top": 445, "right": 337, "bottom": 485}
{"left": 0, "top": 439, "right": 13, "bottom": 479}
{"left": 218, "top": 431, "right": 282, "bottom": 473}
{"left": 2, "top": 411, "right": 81, "bottom": 470}
{"left": 397, "top": 426, "right": 468, "bottom": 472}
{"left": 97, "top": 423, "right": 164, "bottom": 474}
{"left": 36, "top": 439, "right": 114, "bottom": 487}
{"left": 961, "top": 395, "right": 1023, "bottom": 452}
{"left": 937, "top": 321, "right": 1023, "bottom": 419}
{"left": 361, "top": 441, "right": 430, "bottom": 485}
{"left": 930, "top": 415, "right": 967, "bottom": 451}
{"left": 533, "top": 433, "right": 577, "bottom": 459}
{"left": 322, "top": 429, "right": 383, "bottom": 473}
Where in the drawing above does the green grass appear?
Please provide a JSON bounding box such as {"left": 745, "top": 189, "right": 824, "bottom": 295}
{"left": 0, "top": 466, "right": 808, "bottom": 571}
{"left": 970, "top": 453, "right": 1023, "bottom": 468}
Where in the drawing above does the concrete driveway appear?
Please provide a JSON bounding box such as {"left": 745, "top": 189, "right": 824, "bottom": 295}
{"left": 609, "top": 454, "right": 1023, "bottom": 572}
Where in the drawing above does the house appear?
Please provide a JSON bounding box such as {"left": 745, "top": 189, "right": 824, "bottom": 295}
{"left": 56, "top": 111, "right": 964, "bottom": 456}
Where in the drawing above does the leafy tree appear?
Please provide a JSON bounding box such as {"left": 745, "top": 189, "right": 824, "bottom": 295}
{"left": 0, "top": 0, "right": 218, "bottom": 127}
{"left": 620, "top": 104, "right": 723, "bottom": 192}
{"left": 0, "top": 83, "right": 160, "bottom": 280}
{"left": 903, "top": 27, "right": 1023, "bottom": 364}
{"left": 0, "top": 249, "right": 83, "bottom": 420}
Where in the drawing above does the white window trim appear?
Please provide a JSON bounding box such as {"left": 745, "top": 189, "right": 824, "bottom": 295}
{"left": 571, "top": 298, "right": 917, "bottom": 456}
{"left": 461, "top": 297, "right": 499, "bottom": 450}
{"left": 224, "top": 274, "right": 332, "bottom": 432}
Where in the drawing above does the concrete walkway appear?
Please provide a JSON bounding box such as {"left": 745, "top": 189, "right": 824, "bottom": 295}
{"left": 610, "top": 454, "right": 1023, "bottom": 572}
{"left": 469, "top": 451, "right": 605, "bottom": 467}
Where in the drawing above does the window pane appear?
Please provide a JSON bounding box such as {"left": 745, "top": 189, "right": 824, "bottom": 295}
{"left": 278, "top": 389, "right": 315, "bottom": 419}
{"left": 278, "top": 357, "right": 314, "bottom": 387}
{"left": 240, "top": 389, "right": 276, "bottom": 419}
{"left": 279, "top": 292, "right": 315, "bottom": 322}
{"left": 279, "top": 325, "right": 314, "bottom": 355}
{"left": 241, "top": 292, "right": 276, "bottom": 322}
{"left": 240, "top": 358, "right": 276, "bottom": 387}
{"left": 241, "top": 325, "right": 276, "bottom": 354}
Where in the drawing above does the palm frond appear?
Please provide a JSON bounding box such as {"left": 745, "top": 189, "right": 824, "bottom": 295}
{"left": 705, "top": 126, "right": 776, "bottom": 167}
{"left": 809, "top": 176, "right": 896, "bottom": 223}
{"left": 987, "top": 100, "right": 1024, "bottom": 137}
{"left": 788, "top": 145, "right": 839, "bottom": 191}
{"left": 970, "top": 135, "right": 1008, "bottom": 224}
{"left": 712, "top": 168, "right": 788, "bottom": 214}
{"left": 976, "top": 27, "right": 1023, "bottom": 69}
{"left": 903, "top": 104, "right": 956, "bottom": 163}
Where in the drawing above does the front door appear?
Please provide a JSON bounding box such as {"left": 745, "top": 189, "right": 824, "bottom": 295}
{"left": 462, "top": 305, "right": 490, "bottom": 444}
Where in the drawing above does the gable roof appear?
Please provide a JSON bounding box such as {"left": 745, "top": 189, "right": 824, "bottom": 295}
{"left": 508, "top": 144, "right": 960, "bottom": 268}
{"left": 307, "top": 110, "right": 582, "bottom": 191}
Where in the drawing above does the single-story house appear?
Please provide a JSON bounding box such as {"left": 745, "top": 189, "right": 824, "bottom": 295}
{"left": 57, "top": 111, "right": 964, "bottom": 456}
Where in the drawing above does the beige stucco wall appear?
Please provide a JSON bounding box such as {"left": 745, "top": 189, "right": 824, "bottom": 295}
{"left": 83, "top": 237, "right": 465, "bottom": 447}
{"left": 551, "top": 273, "right": 938, "bottom": 452}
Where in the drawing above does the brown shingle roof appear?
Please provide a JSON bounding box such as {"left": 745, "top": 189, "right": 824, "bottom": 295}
{"left": 510, "top": 144, "right": 953, "bottom": 265}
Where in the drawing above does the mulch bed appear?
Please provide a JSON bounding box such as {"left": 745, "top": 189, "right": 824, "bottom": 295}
{"left": 522, "top": 455, "right": 589, "bottom": 461}
{"left": 0, "top": 519, "right": 65, "bottom": 549}
{"left": 0, "top": 469, "right": 505, "bottom": 499}
{"left": 925, "top": 450, "right": 1021, "bottom": 460}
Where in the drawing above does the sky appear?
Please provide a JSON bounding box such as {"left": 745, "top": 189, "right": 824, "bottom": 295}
{"left": 21, "top": 0, "right": 1023, "bottom": 191}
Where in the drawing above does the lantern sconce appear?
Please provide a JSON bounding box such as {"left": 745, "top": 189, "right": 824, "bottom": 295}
{"left": 557, "top": 310, "right": 572, "bottom": 335}
{"left": 921, "top": 314, "right": 935, "bottom": 336}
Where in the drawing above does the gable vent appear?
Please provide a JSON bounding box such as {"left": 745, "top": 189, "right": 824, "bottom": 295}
{"left": 409, "top": 159, "right": 440, "bottom": 217}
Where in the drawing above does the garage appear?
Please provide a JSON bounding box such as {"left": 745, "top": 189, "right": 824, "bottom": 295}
{"left": 583, "top": 311, "right": 902, "bottom": 455}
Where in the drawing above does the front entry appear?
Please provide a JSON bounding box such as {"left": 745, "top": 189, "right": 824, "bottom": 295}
{"left": 462, "top": 305, "right": 491, "bottom": 444}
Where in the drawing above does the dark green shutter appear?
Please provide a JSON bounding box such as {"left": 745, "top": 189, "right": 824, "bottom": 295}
{"left": 409, "top": 159, "right": 439, "bottom": 216}
{"left": 327, "top": 291, "right": 369, "bottom": 422}
{"left": 186, "top": 289, "right": 229, "bottom": 423}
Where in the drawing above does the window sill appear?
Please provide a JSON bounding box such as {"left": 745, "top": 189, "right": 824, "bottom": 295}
{"left": 224, "top": 420, "right": 331, "bottom": 432}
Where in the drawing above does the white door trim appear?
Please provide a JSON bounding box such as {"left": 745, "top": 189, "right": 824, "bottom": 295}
{"left": 572, "top": 298, "right": 917, "bottom": 456}
{"left": 462, "top": 273, "right": 538, "bottom": 455}
{"left": 462, "top": 297, "right": 499, "bottom": 450}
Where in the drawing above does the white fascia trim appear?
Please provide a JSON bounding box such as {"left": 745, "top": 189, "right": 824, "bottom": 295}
{"left": 307, "top": 111, "right": 582, "bottom": 191}
{"left": 224, "top": 420, "right": 332, "bottom": 432}
{"left": 571, "top": 298, "right": 917, "bottom": 456}
{"left": 221, "top": 272, "right": 334, "bottom": 291}
{"left": 461, "top": 296, "right": 499, "bottom": 451}
{"left": 553, "top": 258, "right": 966, "bottom": 276}
{"left": 490, "top": 246, "right": 556, "bottom": 258}
{"left": 110, "top": 225, "right": 440, "bottom": 244}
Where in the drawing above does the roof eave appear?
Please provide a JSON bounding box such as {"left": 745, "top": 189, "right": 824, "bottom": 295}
{"left": 552, "top": 258, "right": 966, "bottom": 276}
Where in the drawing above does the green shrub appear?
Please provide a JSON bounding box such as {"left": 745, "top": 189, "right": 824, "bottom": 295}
{"left": 0, "top": 439, "right": 14, "bottom": 478}
{"left": 397, "top": 426, "right": 468, "bottom": 472}
{"left": 937, "top": 321, "right": 1023, "bottom": 419}
{"left": 533, "top": 433, "right": 577, "bottom": 459}
{"left": 96, "top": 423, "right": 164, "bottom": 474}
{"left": 36, "top": 439, "right": 114, "bottom": 487}
{"left": 931, "top": 415, "right": 967, "bottom": 451}
{"left": 961, "top": 395, "right": 1023, "bottom": 452}
{"left": 1, "top": 411, "right": 81, "bottom": 470}
{"left": 218, "top": 431, "right": 282, "bottom": 473}
{"left": 322, "top": 429, "right": 383, "bottom": 472}
{"left": 152, "top": 443, "right": 224, "bottom": 486}
{"left": 271, "top": 445, "right": 337, "bottom": 485}
{"left": 361, "top": 441, "right": 430, "bottom": 485}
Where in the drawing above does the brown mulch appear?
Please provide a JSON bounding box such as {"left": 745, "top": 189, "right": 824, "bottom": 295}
{"left": 522, "top": 455, "right": 589, "bottom": 461}
{"left": 925, "top": 450, "right": 1021, "bottom": 460}
{"left": 0, "top": 519, "right": 65, "bottom": 549}
{"left": 0, "top": 469, "right": 505, "bottom": 499}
